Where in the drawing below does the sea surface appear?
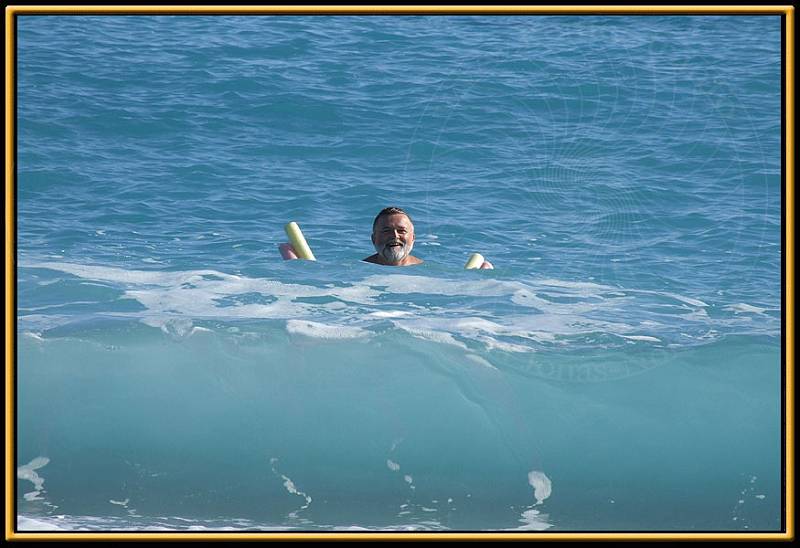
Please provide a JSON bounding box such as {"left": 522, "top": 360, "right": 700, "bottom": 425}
{"left": 15, "top": 15, "right": 783, "bottom": 533}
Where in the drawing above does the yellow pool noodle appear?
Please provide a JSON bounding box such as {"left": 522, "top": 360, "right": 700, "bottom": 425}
{"left": 464, "top": 252, "right": 485, "bottom": 269}
{"left": 284, "top": 222, "right": 316, "bottom": 260}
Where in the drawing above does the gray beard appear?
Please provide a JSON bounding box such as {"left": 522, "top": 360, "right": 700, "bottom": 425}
{"left": 377, "top": 241, "right": 412, "bottom": 263}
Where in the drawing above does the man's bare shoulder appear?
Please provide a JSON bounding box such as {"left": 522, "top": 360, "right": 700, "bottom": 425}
{"left": 362, "top": 254, "right": 423, "bottom": 266}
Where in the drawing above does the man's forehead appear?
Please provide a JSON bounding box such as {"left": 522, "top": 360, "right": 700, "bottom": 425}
{"left": 375, "top": 214, "right": 413, "bottom": 229}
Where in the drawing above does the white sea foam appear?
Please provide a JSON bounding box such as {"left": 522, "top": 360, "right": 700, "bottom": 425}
{"left": 361, "top": 274, "right": 525, "bottom": 298}
{"left": 17, "top": 456, "right": 50, "bottom": 504}
{"left": 474, "top": 336, "right": 532, "bottom": 353}
{"left": 620, "top": 335, "right": 661, "bottom": 343}
{"left": 270, "top": 458, "right": 312, "bottom": 511}
{"left": 17, "top": 456, "right": 50, "bottom": 492}
{"left": 527, "top": 470, "right": 552, "bottom": 505}
{"left": 17, "top": 514, "right": 292, "bottom": 532}
{"left": 394, "top": 323, "right": 468, "bottom": 349}
{"left": 21, "top": 261, "right": 777, "bottom": 351}
{"left": 724, "top": 303, "right": 767, "bottom": 315}
{"left": 369, "top": 310, "right": 412, "bottom": 318}
{"left": 17, "top": 516, "right": 65, "bottom": 531}
{"left": 287, "top": 320, "right": 368, "bottom": 339}
{"left": 506, "top": 508, "right": 553, "bottom": 531}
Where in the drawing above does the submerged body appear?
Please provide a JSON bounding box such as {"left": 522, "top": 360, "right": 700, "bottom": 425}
{"left": 280, "top": 207, "right": 492, "bottom": 268}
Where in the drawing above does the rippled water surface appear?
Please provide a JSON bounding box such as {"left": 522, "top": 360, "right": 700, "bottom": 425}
{"left": 16, "top": 15, "right": 783, "bottom": 533}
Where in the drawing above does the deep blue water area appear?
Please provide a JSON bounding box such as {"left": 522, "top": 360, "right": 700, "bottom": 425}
{"left": 16, "top": 15, "right": 783, "bottom": 532}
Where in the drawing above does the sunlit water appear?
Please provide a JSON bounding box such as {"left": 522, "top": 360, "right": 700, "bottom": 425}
{"left": 16, "top": 15, "right": 782, "bottom": 532}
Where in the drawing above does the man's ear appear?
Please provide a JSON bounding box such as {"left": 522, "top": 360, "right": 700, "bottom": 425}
{"left": 371, "top": 232, "right": 377, "bottom": 246}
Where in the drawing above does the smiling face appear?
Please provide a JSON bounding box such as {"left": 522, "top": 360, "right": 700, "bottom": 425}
{"left": 372, "top": 213, "right": 415, "bottom": 265}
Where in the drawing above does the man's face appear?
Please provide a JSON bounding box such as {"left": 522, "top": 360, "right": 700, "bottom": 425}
{"left": 372, "top": 214, "right": 415, "bottom": 264}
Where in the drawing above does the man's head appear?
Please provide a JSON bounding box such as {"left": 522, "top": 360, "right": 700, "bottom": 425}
{"left": 371, "top": 207, "right": 415, "bottom": 265}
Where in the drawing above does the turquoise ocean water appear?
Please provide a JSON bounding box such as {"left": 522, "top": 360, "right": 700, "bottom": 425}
{"left": 16, "top": 15, "right": 783, "bottom": 532}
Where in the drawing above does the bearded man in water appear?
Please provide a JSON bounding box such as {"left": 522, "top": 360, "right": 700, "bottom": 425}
{"left": 361, "top": 206, "right": 423, "bottom": 266}
{"left": 279, "top": 206, "right": 492, "bottom": 269}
